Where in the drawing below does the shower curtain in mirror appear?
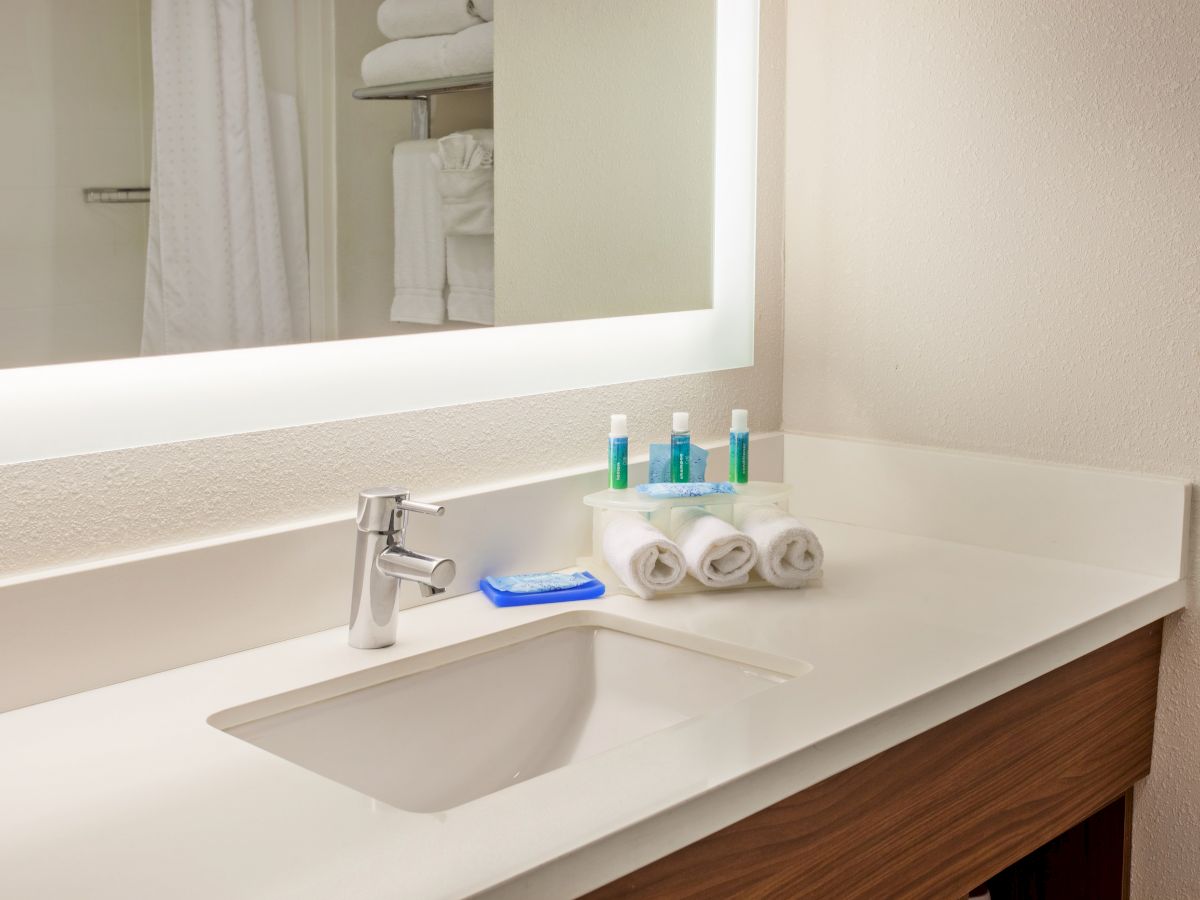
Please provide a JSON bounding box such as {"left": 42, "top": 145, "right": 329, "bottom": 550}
{"left": 142, "top": 0, "right": 310, "bottom": 355}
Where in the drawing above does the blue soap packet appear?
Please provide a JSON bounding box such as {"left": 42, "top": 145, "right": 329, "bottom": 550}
{"left": 485, "top": 572, "right": 592, "bottom": 595}
{"left": 480, "top": 572, "right": 606, "bottom": 608}
{"left": 648, "top": 443, "right": 709, "bottom": 484}
{"left": 635, "top": 482, "right": 737, "bottom": 499}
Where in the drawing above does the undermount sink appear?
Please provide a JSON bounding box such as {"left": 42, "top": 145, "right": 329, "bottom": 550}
{"left": 210, "top": 612, "right": 809, "bottom": 813}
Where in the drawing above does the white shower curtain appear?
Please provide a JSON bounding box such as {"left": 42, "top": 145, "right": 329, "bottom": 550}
{"left": 142, "top": 0, "right": 310, "bottom": 355}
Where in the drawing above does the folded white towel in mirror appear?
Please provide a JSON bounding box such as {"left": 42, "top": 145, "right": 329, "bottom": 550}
{"left": 468, "top": 0, "right": 494, "bottom": 22}
{"left": 673, "top": 508, "right": 758, "bottom": 589}
{"left": 434, "top": 131, "right": 494, "bottom": 324}
{"left": 362, "top": 22, "right": 494, "bottom": 87}
{"left": 446, "top": 236, "right": 494, "bottom": 325}
{"left": 737, "top": 506, "right": 824, "bottom": 588}
{"left": 377, "top": 0, "right": 481, "bottom": 41}
{"left": 391, "top": 139, "right": 446, "bottom": 324}
{"left": 602, "top": 512, "right": 687, "bottom": 600}
{"left": 435, "top": 132, "right": 494, "bottom": 236}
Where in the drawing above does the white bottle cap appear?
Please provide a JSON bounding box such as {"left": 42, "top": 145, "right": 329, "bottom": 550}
{"left": 732, "top": 409, "right": 749, "bottom": 432}
{"left": 610, "top": 414, "right": 628, "bottom": 438}
{"left": 673, "top": 412, "right": 690, "bottom": 433}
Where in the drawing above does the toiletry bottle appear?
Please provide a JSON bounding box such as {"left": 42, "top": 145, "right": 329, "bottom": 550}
{"left": 609, "top": 415, "right": 629, "bottom": 490}
{"left": 671, "top": 412, "right": 691, "bottom": 483}
{"left": 730, "top": 409, "right": 750, "bottom": 484}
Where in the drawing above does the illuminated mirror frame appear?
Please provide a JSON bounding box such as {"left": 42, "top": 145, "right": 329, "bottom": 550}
{"left": 0, "top": 0, "right": 758, "bottom": 465}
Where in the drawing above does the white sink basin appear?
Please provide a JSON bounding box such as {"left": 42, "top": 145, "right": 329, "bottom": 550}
{"left": 210, "top": 612, "right": 808, "bottom": 813}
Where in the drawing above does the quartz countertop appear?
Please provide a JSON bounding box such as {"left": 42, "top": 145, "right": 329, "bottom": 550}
{"left": 0, "top": 518, "right": 1184, "bottom": 899}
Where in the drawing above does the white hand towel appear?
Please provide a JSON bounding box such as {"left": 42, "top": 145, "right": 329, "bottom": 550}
{"left": 435, "top": 132, "right": 494, "bottom": 236}
{"left": 377, "top": 0, "right": 481, "bottom": 41}
{"left": 362, "top": 22, "right": 494, "bottom": 87}
{"left": 446, "top": 236, "right": 495, "bottom": 324}
{"left": 602, "top": 512, "right": 687, "bottom": 600}
{"left": 434, "top": 131, "right": 495, "bottom": 325}
{"left": 673, "top": 509, "right": 758, "bottom": 589}
{"left": 468, "top": 0, "right": 494, "bottom": 22}
{"left": 391, "top": 140, "right": 446, "bottom": 325}
{"left": 737, "top": 506, "right": 824, "bottom": 588}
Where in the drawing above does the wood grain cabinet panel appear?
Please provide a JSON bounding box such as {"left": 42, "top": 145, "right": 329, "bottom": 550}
{"left": 589, "top": 623, "right": 1162, "bottom": 900}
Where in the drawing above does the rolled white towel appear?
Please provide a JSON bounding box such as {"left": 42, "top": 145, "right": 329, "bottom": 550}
{"left": 362, "top": 22, "right": 494, "bottom": 87}
{"left": 673, "top": 508, "right": 758, "bottom": 589}
{"left": 377, "top": 0, "right": 481, "bottom": 41}
{"left": 602, "top": 512, "right": 686, "bottom": 600}
{"left": 737, "top": 506, "right": 824, "bottom": 588}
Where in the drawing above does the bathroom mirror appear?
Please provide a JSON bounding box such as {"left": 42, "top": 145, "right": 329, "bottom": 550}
{"left": 0, "top": 0, "right": 757, "bottom": 463}
{"left": 0, "top": 0, "right": 716, "bottom": 368}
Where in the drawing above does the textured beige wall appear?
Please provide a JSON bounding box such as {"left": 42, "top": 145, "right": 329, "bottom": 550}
{"left": 0, "top": 0, "right": 785, "bottom": 582}
{"left": 785, "top": 1, "right": 1198, "bottom": 896}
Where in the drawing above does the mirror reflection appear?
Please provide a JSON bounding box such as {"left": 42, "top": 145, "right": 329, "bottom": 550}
{"left": 0, "top": 0, "right": 716, "bottom": 370}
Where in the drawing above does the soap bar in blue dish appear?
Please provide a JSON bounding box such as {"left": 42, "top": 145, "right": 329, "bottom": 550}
{"left": 486, "top": 572, "right": 592, "bottom": 594}
{"left": 480, "top": 572, "right": 606, "bottom": 608}
{"left": 636, "top": 482, "right": 737, "bottom": 499}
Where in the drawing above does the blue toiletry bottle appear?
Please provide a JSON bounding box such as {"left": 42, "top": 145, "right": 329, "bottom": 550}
{"left": 730, "top": 409, "right": 750, "bottom": 484}
{"left": 609, "top": 414, "right": 629, "bottom": 490}
{"left": 671, "top": 412, "right": 691, "bottom": 483}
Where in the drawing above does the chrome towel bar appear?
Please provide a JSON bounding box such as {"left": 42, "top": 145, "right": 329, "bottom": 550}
{"left": 83, "top": 187, "right": 150, "bottom": 204}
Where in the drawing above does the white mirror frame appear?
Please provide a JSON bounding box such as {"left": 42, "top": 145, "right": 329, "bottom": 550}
{"left": 0, "top": 0, "right": 758, "bottom": 466}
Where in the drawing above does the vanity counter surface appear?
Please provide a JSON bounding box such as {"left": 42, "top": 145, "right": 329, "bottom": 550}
{"left": 0, "top": 518, "right": 1183, "bottom": 899}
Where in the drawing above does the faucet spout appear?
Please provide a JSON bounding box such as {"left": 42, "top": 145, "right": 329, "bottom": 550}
{"left": 377, "top": 548, "right": 456, "bottom": 591}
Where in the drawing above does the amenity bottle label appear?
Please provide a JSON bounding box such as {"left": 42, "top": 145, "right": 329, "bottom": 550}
{"left": 730, "top": 431, "right": 749, "bottom": 484}
{"left": 671, "top": 433, "right": 691, "bottom": 483}
{"left": 609, "top": 437, "right": 629, "bottom": 490}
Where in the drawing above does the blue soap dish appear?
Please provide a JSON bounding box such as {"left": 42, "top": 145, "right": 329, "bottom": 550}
{"left": 480, "top": 572, "right": 606, "bottom": 608}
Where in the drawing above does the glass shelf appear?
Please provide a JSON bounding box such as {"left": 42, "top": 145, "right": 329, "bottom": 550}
{"left": 583, "top": 482, "right": 793, "bottom": 514}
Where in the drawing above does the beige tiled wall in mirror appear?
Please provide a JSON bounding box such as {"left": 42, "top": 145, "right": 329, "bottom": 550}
{"left": 496, "top": 0, "right": 718, "bottom": 326}
{"left": 0, "top": 0, "right": 152, "bottom": 367}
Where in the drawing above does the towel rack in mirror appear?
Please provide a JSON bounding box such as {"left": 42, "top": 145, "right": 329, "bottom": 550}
{"left": 352, "top": 73, "right": 494, "bottom": 140}
{"left": 83, "top": 187, "right": 150, "bottom": 204}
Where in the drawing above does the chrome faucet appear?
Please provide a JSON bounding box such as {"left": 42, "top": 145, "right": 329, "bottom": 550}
{"left": 349, "top": 487, "right": 457, "bottom": 650}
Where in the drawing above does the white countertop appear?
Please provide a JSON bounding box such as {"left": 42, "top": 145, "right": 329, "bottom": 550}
{"left": 0, "top": 518, "right": 1184, "bottom": 899}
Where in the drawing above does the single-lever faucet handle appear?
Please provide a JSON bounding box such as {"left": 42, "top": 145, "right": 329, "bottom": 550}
{"left": 357, "top": 488, "right": 444, "bottom": 534}
{"left": 398, "top": 499, "right": 446, "bottom": 518}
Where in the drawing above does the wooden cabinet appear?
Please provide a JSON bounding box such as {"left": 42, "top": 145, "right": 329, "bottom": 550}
{"left": 589, "top": 623, "right": 1162, "bottom": 900}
